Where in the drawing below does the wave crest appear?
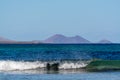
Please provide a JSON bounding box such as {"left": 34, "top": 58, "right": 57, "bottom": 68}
{"left": 0, "top": 60, "right": 88, "bottom": 71}
{"left": 59, "top": 62, "right": 87, "bottom": 69}
{"left": 0, "top": 61, "right": 45, "bottom": 71}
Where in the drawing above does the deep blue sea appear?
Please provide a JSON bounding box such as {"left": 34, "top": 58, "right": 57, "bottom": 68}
{"left": 0, "top": 44, "right": 120, "bottom": 80}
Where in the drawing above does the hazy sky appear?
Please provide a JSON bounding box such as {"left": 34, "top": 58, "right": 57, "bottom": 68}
{"left": 0, "top": 0, "right": 120, "bottom": 42}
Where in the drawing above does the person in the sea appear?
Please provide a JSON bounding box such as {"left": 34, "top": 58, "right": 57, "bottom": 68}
{"left": 51, "top": 63, "right": 59, "bottom": 71}
{"left": 46, "top": 63, "right": 51, "bottom": 71}
{"left": 46, "top": 63, "right": 59, "bottom": 71}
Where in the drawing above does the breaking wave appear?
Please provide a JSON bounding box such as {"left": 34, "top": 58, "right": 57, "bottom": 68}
{"left": 0, "top": 60, "right": 88, "bottom": 71}
{"left": 0, "top": 61, "right": 45, "bottom": 71}
{"left": 59, "top": 61, "right": 87, "bottom": 69}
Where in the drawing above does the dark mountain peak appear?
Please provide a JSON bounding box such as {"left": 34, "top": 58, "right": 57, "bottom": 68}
{"left": 68, "top": 35, "right": 90, "bottom": 43}
{"left": 43, "top": 34, "right": 90, "bottom": 43}
{"left": 52, "top": 34, "right": 66, "bottom": 38}
{"left": 43, "top": 34, "right": 66, "bottom": 43}
{"left": 46, "top": 34, "right": 66, "bottom": 40}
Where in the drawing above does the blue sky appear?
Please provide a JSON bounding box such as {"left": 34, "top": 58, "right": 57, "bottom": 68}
{"left": 0, "top": 0, "right": 120, "bottom": 42}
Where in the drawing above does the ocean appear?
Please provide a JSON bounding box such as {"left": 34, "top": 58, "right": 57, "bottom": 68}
{"left": 0, "top": 44, "right": 120, "bottom": 80}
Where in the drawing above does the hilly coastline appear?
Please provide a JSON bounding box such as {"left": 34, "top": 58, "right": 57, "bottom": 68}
{"left": 0, "top": 34, "right": 112, "bottom": 44}
{"left": 43, "top": 34, "right": 90, "bottom": 44}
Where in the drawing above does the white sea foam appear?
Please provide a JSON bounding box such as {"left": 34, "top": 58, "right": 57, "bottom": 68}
{"left": 0, "top": 61, "right": 45, "bottom": 71}
{"left": 59, "top": 61, "right": 88, "bottom": 69}
{"left": 0, "top": 60, "right": 88, "bottom": 71}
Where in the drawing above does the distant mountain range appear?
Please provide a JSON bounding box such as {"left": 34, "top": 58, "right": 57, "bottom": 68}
{"left": 0, "top": 34, "right": 112, "bottom": 44}
{"left": 43, "top": 34, "right": 90, "bottom": 43}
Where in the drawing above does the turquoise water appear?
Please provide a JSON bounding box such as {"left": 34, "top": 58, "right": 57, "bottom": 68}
{"left": 0, "top": 44, "right": 120, "bottom": 61}
{"left": 0, "top": 44, "right": 120, "bottom": 80}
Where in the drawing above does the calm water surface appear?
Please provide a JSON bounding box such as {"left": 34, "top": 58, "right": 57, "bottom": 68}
{"left": 0, "top": 71, "right": 119, "bottom": 80}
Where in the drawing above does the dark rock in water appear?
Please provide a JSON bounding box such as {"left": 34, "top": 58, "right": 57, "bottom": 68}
{"left": 46, "top": 63, "right": 59, "bottom": 71}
